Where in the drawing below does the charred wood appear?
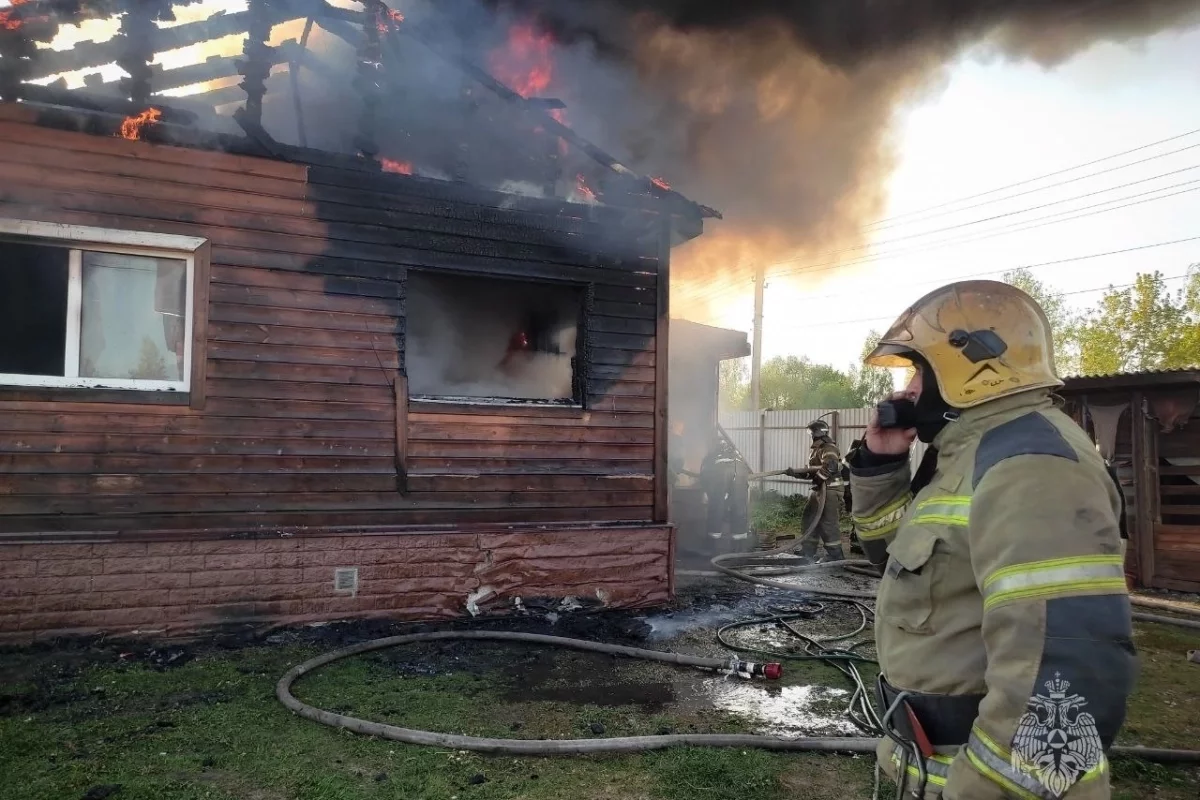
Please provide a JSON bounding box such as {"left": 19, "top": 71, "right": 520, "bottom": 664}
{"left": 233, "top": 106, "right": 286, "bottom": 159}
{"left": 115, "top": 0, "right": 171, "bottom": 106}
{"left": 24, "top": 6, "right": 295, "bottom": 80}
{"left": 0, "top": 28, "right": 38, "bottom": 102}
{"left": 15, "top": 86, "right": 199, "bottom": 125}
{"left": 354, "top": 0, "right": 385, "bottom": 159}
{"left": 238, "top": 0, "right": 274, "bottom": 127}
{"left": 290, "top": 19, "right": 315, "bottom": 147}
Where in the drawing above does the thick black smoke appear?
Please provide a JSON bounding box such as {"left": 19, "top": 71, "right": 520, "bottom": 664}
{"left": 488, "top": 0, "right": 1200, "bottom": 67}
{"left": 263, "top": 0, "right": 1200, "bottom": 320}
{"left": 458, "top": 0, "right": 1200, "bottom": 318}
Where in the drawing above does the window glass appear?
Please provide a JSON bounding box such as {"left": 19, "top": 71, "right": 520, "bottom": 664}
{"left": 79, "top": 251, "right": 187, "bottom": 382}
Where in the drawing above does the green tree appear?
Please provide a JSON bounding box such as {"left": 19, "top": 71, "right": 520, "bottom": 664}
{"left": 758, "top": 355, "right": 861, "bottom": 410}
{"left": 127, "top": 336, "right": 169, "bottom": 380}
{"left": 718, "top": 357, "right": 750, "bottom": 410}
{"left": 1003, "top": 268, "right": 1077, "bottom": 376}
{"left": 849, "top": 329, "right": 898, "bottom": 404}
{"left": 1072, "top": 267, "right": 1200, "bottom": 375}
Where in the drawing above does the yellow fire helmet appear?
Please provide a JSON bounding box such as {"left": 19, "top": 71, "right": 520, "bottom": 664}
{"left": 864, "top": 280, "right": 1063, "bottom": 409}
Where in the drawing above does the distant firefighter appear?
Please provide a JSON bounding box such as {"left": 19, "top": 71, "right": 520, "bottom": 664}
{"left": 782, "top": 419, "right": 846, "bottom": 563}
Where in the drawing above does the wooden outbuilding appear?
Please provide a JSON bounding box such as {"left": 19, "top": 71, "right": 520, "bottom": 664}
{"left": 1059, "top": 369, "right": 1200, "bottom": 592}
{"left": 0, "top": 0, "right": 719, "bottom": 637}
{"left": 667, "top": 320, "right": 751, "bottom": 563}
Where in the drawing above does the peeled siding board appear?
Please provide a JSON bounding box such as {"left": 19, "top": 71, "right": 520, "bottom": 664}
{"left": 0, "top": 112, "right": 662, "bottom": 536}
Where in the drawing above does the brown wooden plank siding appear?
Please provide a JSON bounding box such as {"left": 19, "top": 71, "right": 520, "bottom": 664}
{"left": 0, "top": 525, "right": 673, "bottom": 638}
{"left": 0, "top": 110, "right": 664, "bottom": 538}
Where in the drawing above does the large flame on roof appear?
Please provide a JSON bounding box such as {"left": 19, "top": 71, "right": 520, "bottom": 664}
{"left": 489, "top": 22, "right": 555, "bottom": 99}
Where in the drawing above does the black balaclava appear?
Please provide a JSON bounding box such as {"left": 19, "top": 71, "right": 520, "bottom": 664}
{"left": 911, "top": 354, "right": 956, "bottom": 444}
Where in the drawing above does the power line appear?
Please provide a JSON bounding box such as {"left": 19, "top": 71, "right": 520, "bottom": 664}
{"left": 768, "top": 182, "right": 1200, "bottom": 282}
{"left": 768, "top": 272, "right": 1195, "bottom": 331}
{"left": 772, "top": 163, "right": 1200, "bottom": 268}
{"left": 683, "top": 169, "right": 1200, "bottom": 308}
{"left": 869, "top": 126, "right": 1200, "bottom": 229}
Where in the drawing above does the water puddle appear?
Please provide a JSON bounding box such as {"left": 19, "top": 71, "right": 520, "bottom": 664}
{"left": 690, "top": 679, "right": 860, "bottom": 738}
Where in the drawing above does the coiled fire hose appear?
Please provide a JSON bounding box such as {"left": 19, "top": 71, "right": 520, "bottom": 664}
{"left": 277, "top": 485, "right": 1200, "bottom": 766}
{"left": 276, "top": 628, "right": 1200, "bottom": 764}
{"left": 710, "top": 482, "right": 878, "bottom": 599}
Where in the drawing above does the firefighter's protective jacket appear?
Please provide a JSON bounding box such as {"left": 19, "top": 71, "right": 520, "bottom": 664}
{"left": 809, "top": 438, "right": 842, "bottom": 483}
{"left": 850, "top": 390, "right": 1136, "bottom": 799}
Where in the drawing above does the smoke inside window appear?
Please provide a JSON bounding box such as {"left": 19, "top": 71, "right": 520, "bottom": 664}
{"left": 406, "top": 272, "right": 583, "bottom": 403}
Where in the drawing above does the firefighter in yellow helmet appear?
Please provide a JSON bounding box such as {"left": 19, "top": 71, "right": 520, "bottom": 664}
{"left": 847, "top": 281, "right": 1135, "bottom": 798}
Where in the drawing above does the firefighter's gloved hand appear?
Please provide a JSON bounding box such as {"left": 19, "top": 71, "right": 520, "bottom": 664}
{"left": 785, "top": 467, "right": 816, "bottom": 479}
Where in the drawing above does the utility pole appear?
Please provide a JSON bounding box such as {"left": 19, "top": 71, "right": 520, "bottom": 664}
{"left": 750, "top": 263, "right": 765, "bottom": 414}
{"left": 750, "top": 264, "right": 766, "bottom": 472}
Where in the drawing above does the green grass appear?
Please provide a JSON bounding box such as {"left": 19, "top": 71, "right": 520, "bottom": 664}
{"left": 0, "top": 619, "right": 1196, "bottom": 800}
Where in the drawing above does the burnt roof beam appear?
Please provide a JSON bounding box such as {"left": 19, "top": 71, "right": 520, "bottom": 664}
{"left": 23, "top": 5, "right": 298, "bottom": 80}
{"left": 374, "top": 5, "right": 721, "bottom": 221}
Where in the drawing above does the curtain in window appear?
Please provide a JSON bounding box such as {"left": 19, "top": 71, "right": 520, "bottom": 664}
{"left": 80, "top": 252, "right": 186, "bottom": 382}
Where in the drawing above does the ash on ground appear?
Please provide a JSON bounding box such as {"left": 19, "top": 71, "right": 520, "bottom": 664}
{"left": 3, "top": 570, "right": 879, "bottom": 741}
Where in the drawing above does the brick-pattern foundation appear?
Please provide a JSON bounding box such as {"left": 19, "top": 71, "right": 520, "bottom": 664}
{"left": 0, "top": 525, "right": 673, "bottom": 639}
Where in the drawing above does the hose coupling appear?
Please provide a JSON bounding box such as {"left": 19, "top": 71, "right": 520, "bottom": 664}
{"left": 726, "top": 658, "right": 783, "bottom": 680}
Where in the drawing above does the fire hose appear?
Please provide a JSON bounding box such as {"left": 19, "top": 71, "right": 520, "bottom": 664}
{"left": 276, "top": 628, "right": 1200, "bottom": 764}
{"left": 276, "top": 484, "right": 1200, "bottom": 769}
{"left": 710, "top": 482, "right": 878, "bottom": 599}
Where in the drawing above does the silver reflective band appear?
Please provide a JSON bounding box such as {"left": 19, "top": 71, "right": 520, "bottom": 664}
{"left": 983, "top": 558, "right": 1126, "bottom": 608}
{"left": 967, "top": 731, "right": 1058, "bottom": 800}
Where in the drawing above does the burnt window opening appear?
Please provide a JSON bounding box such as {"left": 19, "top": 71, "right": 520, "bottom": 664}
{"left": 0, "top": 229, "right": 196, "bottom": 393}
{"left": 407, "top": 271, "right": 586, "bottom": 404}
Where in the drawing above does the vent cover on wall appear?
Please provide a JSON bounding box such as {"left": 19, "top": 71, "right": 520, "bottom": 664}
{"left": 333, "top": 567, "right": 359, "bottom": 593}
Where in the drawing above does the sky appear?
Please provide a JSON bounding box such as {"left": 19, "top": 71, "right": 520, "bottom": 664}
{"left": 704, "top": 21, "right": 1200, "bottom": 373}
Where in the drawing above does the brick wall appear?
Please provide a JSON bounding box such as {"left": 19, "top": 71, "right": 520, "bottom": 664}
{"left": 0, "top": 525, "right": 673, "bottom": 639}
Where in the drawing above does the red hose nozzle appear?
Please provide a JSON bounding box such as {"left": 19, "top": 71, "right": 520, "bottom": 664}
{"left": 764, "top": 662, "right": 783, "bottom": 680}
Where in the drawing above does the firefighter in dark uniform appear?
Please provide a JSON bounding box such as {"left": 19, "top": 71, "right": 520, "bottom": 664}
{"left": 785, "top": 419, "right": 846, "bottom": 563}
{"left": 699, "top": 434, "right": 739, "bottom": 546}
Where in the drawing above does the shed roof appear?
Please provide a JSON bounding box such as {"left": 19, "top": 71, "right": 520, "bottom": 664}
{"left": 671, "top": 319, "right": 751, "bottom": 361}
{"left": 1060, "top": 368, "right": 1200, "bottom": 393}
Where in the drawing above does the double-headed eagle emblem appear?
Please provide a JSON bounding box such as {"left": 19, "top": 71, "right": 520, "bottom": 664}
{"left": 1011, "top": 673, "right": 1104, "bottom": 797}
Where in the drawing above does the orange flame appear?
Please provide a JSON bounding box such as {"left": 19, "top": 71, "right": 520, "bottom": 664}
{"left": 575, "top": 174, "right": 597, "bottom": 202}
{"left": 0, "top": 0, "right": 36, "bottom": 31}
{"left": 119, "top": 108, "right": 162, "bottom": 141}
{"left": 489, "top": 23, "right": 555, "bottom": 99}
{"left": 381, "top": 158, "right": 413, "bottom": 175}
{"left": 376, "top": 7, "right": 404, "bottom": 35}
{"left": 651, "top": 176, "right": 671, "bottom": 191}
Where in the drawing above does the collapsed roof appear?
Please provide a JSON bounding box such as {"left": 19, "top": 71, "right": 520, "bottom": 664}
{"left": 0, "top": 0, "right": 719, "bottom": 237}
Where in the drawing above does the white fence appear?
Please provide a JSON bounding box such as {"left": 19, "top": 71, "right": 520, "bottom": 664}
{"left": 719, "top": 408, "right": 928, "bottom": 496}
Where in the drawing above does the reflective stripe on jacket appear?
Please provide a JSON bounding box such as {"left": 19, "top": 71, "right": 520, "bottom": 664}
{"left": 850, "top": 390, "right": 1136, "bottom": 799}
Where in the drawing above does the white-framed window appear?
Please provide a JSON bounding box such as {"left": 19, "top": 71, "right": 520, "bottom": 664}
{"left": 0, "top": 220, "right": 207, "bottom": 393}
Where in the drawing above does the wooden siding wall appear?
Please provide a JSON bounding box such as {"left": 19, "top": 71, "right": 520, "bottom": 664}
{"left": 1110, "top": 408, "right": 1139, "bottom": 582}
{"left": 1155, "top": 401, "right": 1200, "bottom": 591}
{"left": 0, "top": 109, "right": 665, "bottom": 537}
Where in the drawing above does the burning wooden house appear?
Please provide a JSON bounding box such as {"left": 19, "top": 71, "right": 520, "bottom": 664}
{"left": 0, "top": 0, "right": 719, "bottom": 637}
